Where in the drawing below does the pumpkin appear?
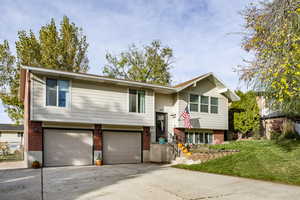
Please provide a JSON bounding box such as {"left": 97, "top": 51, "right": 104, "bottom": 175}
{"left": 32, "top": 160, "right": 40, "bottom": 169}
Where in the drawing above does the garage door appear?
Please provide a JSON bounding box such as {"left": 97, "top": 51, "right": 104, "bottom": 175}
{"left": 103, "top": 131, "right": 141, "bottom": 164}
{"left": 44, "top": 129, "right": 93, "bottom": 167}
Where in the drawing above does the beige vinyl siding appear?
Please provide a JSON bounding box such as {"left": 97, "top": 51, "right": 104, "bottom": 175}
{"left": 31, "top": 74, "right": 155, "bottom": 126}
{"left": 177, "top": 79, "right": 229, "bottom": 130}
{"left": 155, "top": 93, "right": 177, "bottom": 140}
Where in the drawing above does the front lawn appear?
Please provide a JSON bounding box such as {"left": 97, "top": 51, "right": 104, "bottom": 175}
{"left": 173, "top": 140, "right": 300, "bottom": 186}
{"left": 0, "top": 153, "right": 24, "bottom": 162}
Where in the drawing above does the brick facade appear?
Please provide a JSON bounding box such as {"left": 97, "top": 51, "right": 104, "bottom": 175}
{"left": 174, "top": 128, "right": 185, "bottom": 143}
{"left": 93, "top": 124, "right": 102, "bottom": 151}
{"left": 27, "top": 121, "right": 43, "bottom": 151}
{"left": 143, "top": 127, "right": 150, "bottom": 150}
{"left": 213, "top": 130, "right": 224, "bottom": 144}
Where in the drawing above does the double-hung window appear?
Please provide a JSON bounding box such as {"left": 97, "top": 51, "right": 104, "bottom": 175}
{"left": 200, "top": 95, "right": 209, "bottom": 113}
{"left": 189, "top": 94, "right": 199, "bottom": 112}
{"left": 210, "top": 97, "right": 218, "bottom": 114}
{"left": 129, "top": 89, "right": 145, "bottom": 113}
{"left": 46, "top": 78, "right": 70, "bottom": 107}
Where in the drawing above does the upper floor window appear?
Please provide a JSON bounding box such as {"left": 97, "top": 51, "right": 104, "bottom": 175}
{"left": 210, "top": 97, "right": 218, "bottom": 114}
{"left": 200, "top": 95, "right": 209, "bottom": 113}
{"left": 46, "top": 78, "right": 70, "bottom": 107}
{"left": 129, "top": 89, "right": 145, "bottom": 113}
{"left": 189, "top": 94, "right": 199, "bottom": 112}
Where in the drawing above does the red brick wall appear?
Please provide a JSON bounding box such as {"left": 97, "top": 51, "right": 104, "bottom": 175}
{"left": 213, "top": 130, "right": 224, "bottom": 144}
{"left": 143, "top": 127, "right": 150, "bottom": 150}
{"left": 28, "top": 121, "right": 43, "bottom": 151}
{"left": 94, "top": 124, "right": 102, "bottom": 151}
{"left": 174, "top": 128, "right": 185, "bottom": 143}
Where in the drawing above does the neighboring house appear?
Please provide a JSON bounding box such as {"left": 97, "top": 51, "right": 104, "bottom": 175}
{"left": 19, "top": 66, "right": 239, "bottom": 167}
{"left": 256, "top": 96, "right": 300, "bottom": 138}
{"left": 0, "top": 124, "right": 24, "bottom": 154}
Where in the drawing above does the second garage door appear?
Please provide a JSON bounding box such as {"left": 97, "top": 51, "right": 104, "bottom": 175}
{"left": 103, "top": 131, "right": 141, "bottom": 164}
{"left": 44, "top": 129, "right": 93, "bottom": 167}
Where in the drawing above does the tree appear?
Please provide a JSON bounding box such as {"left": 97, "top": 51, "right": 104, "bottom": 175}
{"left": 103, "top": 40, "right": 174, "bottom": 86}
{"left": 230, "top": 91, "right": 260, "bottom": 136}
{"left": 238, "top": 0, "right": 300, "bottom": 116}
{"left": 0, "top": 16, "right": 89, "bottom": 123}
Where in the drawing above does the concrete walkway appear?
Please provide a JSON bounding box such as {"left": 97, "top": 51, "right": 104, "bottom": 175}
{"left": 0, "top": 164, "right": 299, "bottom": 200}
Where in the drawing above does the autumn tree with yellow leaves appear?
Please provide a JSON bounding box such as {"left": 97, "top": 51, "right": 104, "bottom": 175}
{"left": 239, "top": 0, "right": 300, "bottom": 115}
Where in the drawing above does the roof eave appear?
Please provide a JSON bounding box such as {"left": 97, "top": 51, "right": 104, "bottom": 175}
{"left": 22, "top": 66, "right": 176, "bottom": 94}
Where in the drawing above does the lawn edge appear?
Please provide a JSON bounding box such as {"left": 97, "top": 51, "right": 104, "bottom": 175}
{"left": 172, "top": 165, "right": 300, "bottom": 187}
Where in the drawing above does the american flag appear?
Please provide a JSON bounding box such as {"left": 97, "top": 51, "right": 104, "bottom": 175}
{"left": 181, "top": 106, "right": 192, "bottom": 129}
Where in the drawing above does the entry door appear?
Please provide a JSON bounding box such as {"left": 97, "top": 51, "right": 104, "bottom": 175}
{"left": 156, "top": 112, "right": 167, "bottom": 141}
{"left": 103, "top": 131, "right": 141, "bottom": 164}
{"left": 44, "top": 129, "right": 93, "bottom": 167}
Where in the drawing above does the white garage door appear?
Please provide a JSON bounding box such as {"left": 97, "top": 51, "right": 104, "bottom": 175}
{"left": 44, "top": 129, "right": 93, "bottom": 167}
{"left": 103, "top": 131, "right": 141, "bottom": 164}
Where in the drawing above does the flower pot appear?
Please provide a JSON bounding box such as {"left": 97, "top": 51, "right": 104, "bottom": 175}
{"left": 32, "top": 161, "right": 40, "bottom": 169}
{"left": 95, "top": 160, "right": 102, "bottom": 166}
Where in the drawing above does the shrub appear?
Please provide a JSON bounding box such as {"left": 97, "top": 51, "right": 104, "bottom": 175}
{"left": 270, "top": 132, "right": 282, "bottom": 140}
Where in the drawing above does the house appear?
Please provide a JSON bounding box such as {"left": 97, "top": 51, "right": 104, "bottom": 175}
{"left": 19, "top": 66, "right": 239, "bottom": 167}
{"left": 0, "top": 124, "right": 24, "bottom": 154}
{"left": 257, "top": 96, "right": 300, "bottom": 138}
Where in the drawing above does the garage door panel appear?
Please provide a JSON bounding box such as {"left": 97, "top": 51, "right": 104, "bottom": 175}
{"left": 103, "top": 131, "right": 141, "bottom": 164}
{"left": 44, "top": 129, "right": 93, "bottom": 167}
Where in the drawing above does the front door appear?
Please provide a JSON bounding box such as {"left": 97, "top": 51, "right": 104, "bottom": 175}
{"left": 156, "top": 112, "right": 167, "bottom": 142}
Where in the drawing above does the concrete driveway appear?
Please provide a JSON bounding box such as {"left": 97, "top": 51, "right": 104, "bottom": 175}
{"left": 0, "top": 164, "right": 300, "bottom": 200}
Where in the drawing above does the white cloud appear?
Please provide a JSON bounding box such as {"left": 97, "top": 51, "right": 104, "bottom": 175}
{"left": 0, "top": 0, "right": 259, "bottom": 123}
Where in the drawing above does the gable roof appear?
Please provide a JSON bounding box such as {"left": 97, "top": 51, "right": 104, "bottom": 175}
{"left": 173, "top": 72, "right": 240, "bottom": 101}
{"left": 0, "top": 124, "right": 24, "bottom": 132}
{"left": 173, "top": 73, "right": 211, "bottom": 89}
{"left": 20, "top": 66, "right": 239, "bottom": 101}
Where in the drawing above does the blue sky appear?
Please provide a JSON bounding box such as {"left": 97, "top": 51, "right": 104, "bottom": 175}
{"left": 0, "top": 0, "right": 257, "bottom": 123}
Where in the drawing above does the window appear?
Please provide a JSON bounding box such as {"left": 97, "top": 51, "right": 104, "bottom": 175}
{"left": 46, "top": 78, "right": 70, "bottom": 107}
{"left": 205, "top": 133, "right": 213, "bottom": 144}
{"left": 189, "top": 94, "right": 199, "bottom": 112}
{"left": 195, "top": 132, "right": 200, "bottom": 144}
{"left": 199, "top": 132, "right": 204, "bottom": 143}
{"left": 210, "top": 97, "right": 218, "bottom": 114}
{"left": 129, "top": 89, "right": 145, "bottom": 113}
{"left": 185, "top": 132, "right": 194, "bottom": 144}
{"left": 200, "top": 95, "right": 209, "bottom": 113}
{"left": 185, "top": 132, "right": 212, "bottom": 144}
{"left": 46, "top": 79, "right": 57, "bottom": 106}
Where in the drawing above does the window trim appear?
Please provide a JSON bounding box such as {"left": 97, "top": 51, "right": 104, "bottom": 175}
{"left": 189, "top": 93, "right": 199, "bottom": 113}
{"left": 44, "top": 77, "right": 71, "bottom": 109}
{"left": 128, "top": 88, "right": 146, "bottom": 114}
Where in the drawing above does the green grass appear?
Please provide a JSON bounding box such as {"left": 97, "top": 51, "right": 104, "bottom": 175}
{"left": 0, "top": 153, "right": 24, "bottom": 162}
{"left": 173, "top": 140, "right": 300, "bottom": 186}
